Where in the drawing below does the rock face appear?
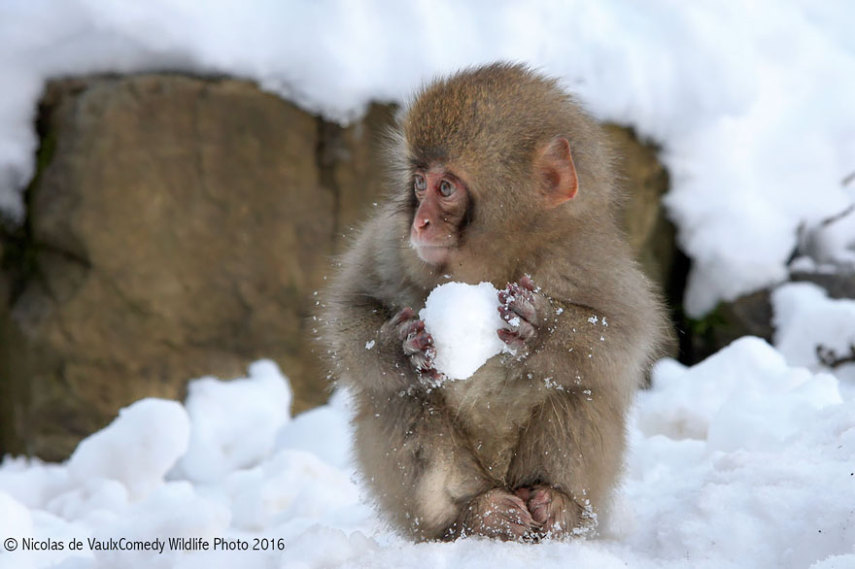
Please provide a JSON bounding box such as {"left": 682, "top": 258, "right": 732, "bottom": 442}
{"left": 606, "top": 125, "right": 675, "bottom": 291}
{"left": 0, "top": 74, "right": 675, "bottom": 460}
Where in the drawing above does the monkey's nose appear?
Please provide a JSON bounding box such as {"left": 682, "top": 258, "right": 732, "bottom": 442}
{"left": 416, "top": 218, "right": 430, "bottom": 229}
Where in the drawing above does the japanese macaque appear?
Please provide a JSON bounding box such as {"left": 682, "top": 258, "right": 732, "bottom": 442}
{"left": 321, "top": 63, "right": 671, "bottom": 541}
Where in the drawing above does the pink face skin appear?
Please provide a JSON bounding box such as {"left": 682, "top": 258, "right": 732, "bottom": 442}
{"left": 409, "top": 166, "right": 469, "bottom": 266}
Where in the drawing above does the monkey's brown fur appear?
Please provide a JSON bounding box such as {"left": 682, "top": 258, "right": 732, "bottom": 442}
{"left": 322, "top": 63, "right": 671, "bottom": 541}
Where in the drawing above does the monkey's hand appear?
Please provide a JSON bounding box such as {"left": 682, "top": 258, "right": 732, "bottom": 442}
{"left": 497, "top": 275, "right": 552, "bottom": 357}
{"left": 380, "top": 307, "right": 443, "bottom": 383}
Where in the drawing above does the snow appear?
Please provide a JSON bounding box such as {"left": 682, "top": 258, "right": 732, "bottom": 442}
{"left": 772, "top": 283, "right": 855, "bottom": 370}
{"left": 0, "top": 2, "right": 854, "bottom": 312}
{"left": 3, "top": 318, "right": 855, "bottom": 568}
{"left": 419, "top": 282, "right": 507, "bottom": 380}
{"left": 173, "top": 359, "right": 292, "bottom": 484}
{"left": 67, "top": 399, "right": 190, "bottom": 501}
{"left": 796, "top": 206, "right": 855, "bottom": 268}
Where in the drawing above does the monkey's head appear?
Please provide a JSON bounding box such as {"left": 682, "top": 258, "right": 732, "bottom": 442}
{"left": 393, "top": 63, "right": 614, "bottom": 278}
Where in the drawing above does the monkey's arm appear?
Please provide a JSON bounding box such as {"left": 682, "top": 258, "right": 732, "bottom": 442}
{"left": 324, "top": 290, "right": 410, "bottom": 393}
{"left": 508, "top": 304, "right": 637, "bottom": 535}
{"left": 499, "top": 276, "right": 648, "bottom": 396}
{"left": 324, "top": 227, "right": 501, "bottom": 539}
{"left": 322, "top": 221, "right": 425, "bottom": 394}
{"left": 500, "top": 278, "right": 647, "bottom": 535}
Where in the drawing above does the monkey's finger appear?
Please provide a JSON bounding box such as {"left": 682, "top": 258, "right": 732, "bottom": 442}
{"left": 498, "top": 305, "right": 522, "bottom": 327}
{"left": 403, "top": 329, "right": 433, "bottom": 355}
{"left": 498, "top": 282, "right": 533, "bottom": 304}
{"left": 391, "top": 307, "right": 417, "bottom": 325}
{"left": 499, "top": 301, "right": 537, "bottom": 328}
{"left": 517, "top": 320, "right": 536, "bottom": 341}
{"left": 409, "top": 346, "right": 437, "bottom": 373}
{"left": 498, "top": 328, "right": 527, "bottom": 351}
{"left": 400, "top": 319, "right": 426, "bottom": 342}
{"left": 504, "top": 285, "right": 539, "bottom": 323}
{"left": 519, "top": 275, "right": 537, "bottom": 292}
{"left": 404, "top": 319, "right": 425, "bottom": 335}
{"left": 498, "top": 307, "right": 537, "bottom": 341}
{"left": 417, "top": 367, "right": 444, "bottom": 385}
{"left": 382, "top": 308, "right": 419, "bottom": 340}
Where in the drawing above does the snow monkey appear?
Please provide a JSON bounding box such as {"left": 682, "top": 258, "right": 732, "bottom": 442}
{"left": 322, "top": 63, "right": 670, "bottom": 541}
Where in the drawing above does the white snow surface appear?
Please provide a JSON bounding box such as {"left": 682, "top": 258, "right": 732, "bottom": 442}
{"left": 419, "top": 282, "right": 508, "bottom": 380}
{"left": 173, "top": 359, "right": 293, "bottom": 484}
{"left": 1, "top": 1, "right": 855, "bottom": 313}
{"left": 3, "top": 306, "right": 855, "bottom": 568}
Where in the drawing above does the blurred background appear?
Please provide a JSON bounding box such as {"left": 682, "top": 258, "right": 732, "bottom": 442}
{"left": 0, "top": 0, "right": 852, "bottom": 469}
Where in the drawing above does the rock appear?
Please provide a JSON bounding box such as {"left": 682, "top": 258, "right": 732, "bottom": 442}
{"left": 0, "top": 74, "right": 677, "bottom": 459}
{"left": 790, "top": 269, "right": 855, "bottom": 300}
{"left": 687, "top": 289, "right": 774, "bottom": 363}
{"left": 0, "top": 75, "right": 341, "bottom": 459}
{"left": 605, "top": 124, "right": 675, "bottom": 290}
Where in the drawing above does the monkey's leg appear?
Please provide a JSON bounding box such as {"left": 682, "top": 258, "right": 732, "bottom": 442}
{"left": 352, "top": 391, "right": 501, "bottom": 541}
{"left": 508, "top": 391, "right": 626, "bottom": 539}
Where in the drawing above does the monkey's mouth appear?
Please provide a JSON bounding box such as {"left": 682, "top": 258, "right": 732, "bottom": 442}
{"left": 411, "top": 242, "right": 451, "bottom": 266}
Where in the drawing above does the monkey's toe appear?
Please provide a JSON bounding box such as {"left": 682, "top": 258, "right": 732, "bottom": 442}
{"left": 459, "top": 488, "right": 541, "bottom": 541}
{"left": 526, "top": 486, "right": 554, "bottom": 524}
{"left": 521, "top": 485, "right": 583, "bottom": 538}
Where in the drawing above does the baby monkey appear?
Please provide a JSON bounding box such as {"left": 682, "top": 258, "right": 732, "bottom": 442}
{"left": 322, "top": 63, "right": 670, "bottom": 541}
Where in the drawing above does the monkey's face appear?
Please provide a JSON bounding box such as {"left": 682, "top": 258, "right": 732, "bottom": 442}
{"left": 409, "top": 165, "right": 470, "bottom": 266}
{"left": 400, "top": 64, "right": 583, "bottom": 275}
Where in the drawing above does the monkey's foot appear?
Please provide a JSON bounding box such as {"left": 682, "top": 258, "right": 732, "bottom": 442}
{"left": 456, "top": 488, "right": 541, "bottom": 541}
{"left": 515, "top": 485, "right": 585, "bottom": 538}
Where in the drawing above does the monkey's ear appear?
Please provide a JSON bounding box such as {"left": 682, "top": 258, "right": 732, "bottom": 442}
{"left": 536, "top": 136, "right": 578, "bottom": 207}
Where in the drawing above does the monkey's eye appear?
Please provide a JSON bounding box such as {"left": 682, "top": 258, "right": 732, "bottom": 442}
{"left": 439, "top": 180, "right": 456, "bottom": 197}
{"left": 413, "top": 174, "right": 427, "bottom": 194}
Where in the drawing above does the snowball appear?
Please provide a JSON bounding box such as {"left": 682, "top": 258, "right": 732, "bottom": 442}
{"left": 67, "top": 398, "right": 190, "bottom": 500}
{"left": 175, "top": 360, "right": 293, "bottom": 483}
{"left": 419, "top": 282, "right": 507, "bottom": 381}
